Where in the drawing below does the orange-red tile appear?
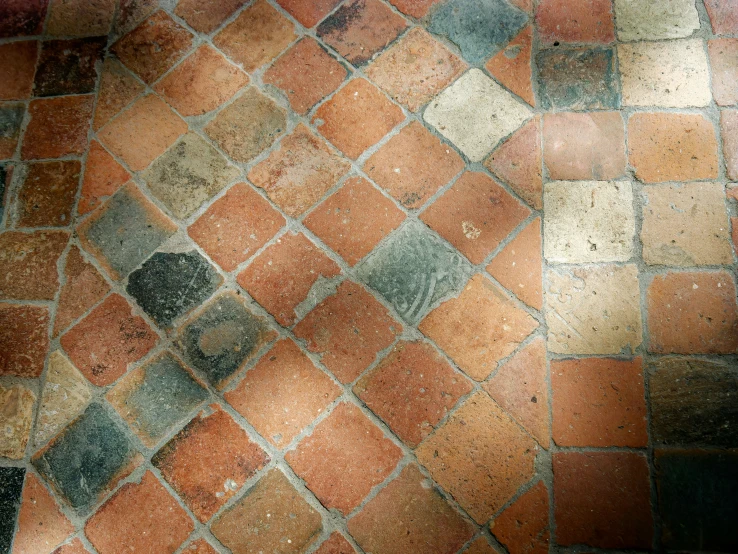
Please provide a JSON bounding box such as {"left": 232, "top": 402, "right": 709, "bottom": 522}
{"left": 276, "top": 0, "right": 342, "bottom": 27}
{"left": 0, "top": 303, "right": 49, "bottom": 377}
{"left": 16, "top": 161, "right": 80, "bottom": 227}
{"left": 175, "top": 0, "right": 247, "bottom": 34}
{"left": 315, "top": 533, "right": 358, "bottom": 554}
{"left": 490, "top": 481, "right": 550, "bottom": 554}
{"left": 93, "top": 59, "right": 145, "bottom": 132}
{"left": 78, "top": 141, "right": 130, "bottom": 215}
{"left": 13, "top": 473, "right": 74, "bottom": 554}
{"left": 0, "top": 230, "right": 68, "bottom": 301}
{"left": 52, "top": 539, "right": 91, "bottom": 554}
{"left": 22, "top": 96, "right": 93, "bottom": 160}
{"left": 536, "top": 0, "right": 615, "bottom": 44}
{"left": 0, "top": 41, "right": 38, "bottom": 100}
{"left": 485, "top": 26, "right": 534, "bottom": 106}
{"left": 387, "top": 0, "right": 444, "bottom": 18}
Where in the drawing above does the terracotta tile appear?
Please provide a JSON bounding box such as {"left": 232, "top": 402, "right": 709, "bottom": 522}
{"left": 465, "top": 538, "right": 501, "bottom": 554}
{"left": 348, "top": 464, "right": 474, "bottom": 554}
{"left": 315, "top": 533, "right": 357, "bottom": 554}
{"left": 204, "top": 87, "right": 286, "bottom": 163}
{"left": 483, "top": 337, "right": 549, "bottom": 448}
{"left": 293, "top": 280, "right": 402, "bottom": 383}
{"left": 33, "top": 38, "right": 105, "bottom": 97}
{"left": 226, "top": 338, "right": 341, "bottom": 447}
{"left": 155, "top": 45, "right": 249, "bottom": 117}
{"left": 0, "top": 103, "right": 23, "bottom": 160}
{"left": 46, "top": 0, "right": 116, "bottom": 36}
{"left": 182, "top": 539, "right": 219, "bottom": 554}
{"left": 420, "top": 274, "right": 538, "bottom": 381}
{"left": 286, "top": 402, "right": 402, "bottom": 514}
{"left": 317, "top": 0, "right": 407, "bottom": 66}
{"left": 364, "top": 121, "right": 464, "bottom": 209}
{"left": 614, "top": 0, "right": 700, "bottom": 41}
{"left": 536, "top": 0, "right": 615, "bottom": 44}
{"left": 367, "top": 28, "right": 466, "bottom": 112}
{"left": 248, "top": 124, "right": 350, "bottom": 217}
{"left": 554, "top": 452, "right": 653, "bottom": 549}
{"left": 176, "top": 293, "right": 277, "bottom": 389}
{"left": 647, "top": 271, "right": 738, "bottom": 354}
{"left": 722, "top": 110, "right": 738, "bottom": 181}
{"left": 13, "top": 474, "right": 72, "bottom": 553}
{"left": 709, "top": 39, "right": 738, "bottom": 107}
{"left": 276, "top": 0, "right": 342, "bottom": 28}
{"left": 416, "top": 392, "right": 538, "bottom": 524}
{"left": 490, "top": 481, "right": 550, "bottom": 554}
{"left": 0, "top": 41, "right": 38, "bottom": 101}
{"left": 552, "top": 357, "right": 648, "bottom": 447}
{"left": 22, "top": 96, "right": 93, "bottom": 160}
{"left": 214, "top": 0, "right": 296, "bottom": 72}
{"left": 0, "top": 304, "right": 49, "bottom": 378}
{"left": 153, "top": 405, "right": 269, "bottom": 522}
{"left": 264, "top": 38, "right": 347, "bottom": 115}
{"left": 0, "top": 0, "right": 48, "bottom": 37}
{"left": 421, "top": 171, "right": 531, "bottom": 265}
{"left": 0, "top": 467, "right": 24, "bottom": 554}
{"left": 97, "top": 94, "right": 187, "bottom": 171}
{"left": 111, "top": 11, "right": 193, "bottom": 84}
{"left": 236, "top": 232, "right": 341, "bottom": 326}
{"left": 61, "top": 293, "right": 157, "bottom": 386}
{"left": 485, "top": 26, "right": 534, "bottom": 107}
{"left": 86, "top": 471, "right": 193, "bottom": 554}
{"left": 543, "top": 112, "right": 626, "bottom": 180}
{"left": 313, "top": 78, "right": 404, "bottom": 159}
{"left": 51, "top": 539, "right": 90, "bottom": 554}
{"left": 354, "top": 340, "right": 472, "bottom": 447}
{"left": 78, "top": 182, "right": 177, "bottom": 280}
{"left": 705, "top": 0, "right": 738, "bottom": 35}
{"left": 93, "top": 59, "right": 145, "bottom": 132}
{"left": 211, "top": 469, "right": 323, "bottom": 554}
{"left": 0, "top": 230, "right": 68, "bottom": 300}
{"left": 113, "top": 0, "right": 158, "bottom": 36}
{"left": 0, "top": 384, "right": 35, "bottom": 459}
{"left": 175, "top": 0, "right": 248, "bottom": 34}
{"left": 78, "top": 141, "right": 130, "bottom": 215}
{"left": 388, "top": 0, "right": 443, "bottom": 18}
{"left": 16, "top": 160, "right": 80, "bottom": 227}
{"left": 188, "top": 183, "right": 285, "bottom": 272}
{"left": 305, "top": 177, "right": 405, "bottom": 266}
{"left": 483, "top": 116, "right": 542, "bottom": 210}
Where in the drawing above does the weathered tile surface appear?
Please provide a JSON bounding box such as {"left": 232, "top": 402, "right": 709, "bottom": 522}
{"left": 33, "top": 38, "right": 105, "bottom": 97}
{"left": 709, "top": 38, "right": 738, "bottom": 107}
{"left": 13, "top": 473, "right": 73, "bottom": 553}
{"left": 93, "top": 59, "right": 144, "bottom": 132}
{"left": 46, "top": 0, "right": 115, "bottom": 37}
{"left": 22, "top": 96, "right": 94, "bottom": 160}
{"left": 0, "top": 467, "right": 25, "bottom": 554}
{"left": 175, "top": 0, "right": 247, "bottom": 34}
{"left": 0, "top": 303, "right": 50, "bottom": 378}
{"left": 0, "top": 230, "right": 68, "bottom": 300}
{"left": 16, "top": 160, "right": 80, "bottom": 227}
{"left": 0, "top": 41, "right": 39, "bottom": 100}
{"left": 0, "top": 384, "right": 36, "bottom": 459}
{"left": 78, "top": 141, "right": 130, "bottom": 215}
{"left": 536, "top": 0, "right": 615, "bottom": 44}
{"left": 0, "top": 103, "right": 24, "bottom": 160}
{"left": 491, "top": 481, "right": 550, "bottom": 554}
{"left": 485, "top": 26, "right": 535, "bottom": 107}
{"left": 614, "top": 0, "right": 700, "bottom": 41}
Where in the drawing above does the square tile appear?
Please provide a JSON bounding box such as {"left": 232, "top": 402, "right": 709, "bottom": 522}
{"left": 0, "top": 467, "right": 25, "bottom": 554}
{"left": 619, "top": 39, "right": 711, "bottom": 107}
{"left": 536, "top": 0, "right": 615, "bottom": 44}
{"left": 175, "top": 0, "right": 247, "bottom": 34}
{"left": 0, "top": 384, "right": 36, "bottom": 459}
{"left": 485, "top": 26, "right": 535, "bottom": 107}
{"left": 0, "top": 303, "right": 49, "bottom": 378}
{"left": 77, "top": 140, "right": 130, "bottom": 215}
{"left": 153, "top": 405, "right": 269, "bottom": 522}
{"left": 491, "top": 481, "right": 550, "bottom": 554}
{"left": 78, "top": 182, "right": 177, "bottom": 280}
{"left": 0, "top": 41, "right": 38, "bottom": 100}
{"left": 248, "top": 124, "right": 351, "bottom": 217}
{"left": 46, "top": 0, "right": 116, "bottom": 36}
{"left": 236, "top": 232, "right": 341, "bottom": 326}
{"left": 614, "top": 0, "right": 700, "bottom": 41}
{"left": 545, "top": 264, "right": 642, "bottom": 355}
{"left": 225, "top": 338, "right": 341, "bottom": 448}
{"left": 424, "top": 69, "right": 533, "bottom": 162}
{"left": 176, "top": 292, "right": 277, "bottom": 389}
{"left": 16, "top": 160, "right": 80, "bottom": 227}
{"left": 13, "top": 472, "right": 73, "bottom": 553}
{"left": 22, "top": 95, "right": 94, "bottom": 160}
{"left": 419, "top": 274, "right": 539, "bottom": 381}
{"left": 33, "top": 37, "right": 105, "bottom": 97}
{"left": 92, "top": 58, "right": 145, "bottom": 131}
{"left": 0, "top": 230, "right": 68, "bottom": 301}
{"left": 544, "top": 180, "right": 635, "bottom": 263}
{"left": 286, "top": 402, "right": 402, "bottom": 514}
{"left": 305, "top": 177, "right": 405, "bottom": 266}
{"left": 293, "top": 280, "right": 402, "bottom": 383}
{"left": 421, "top": 171, "right": 531, "bottom": 265}
{"left": 709, "top": 38, "right": 738, "bottom": 107}
{"left": 0, "top": 0, "right": 47, "bottom": 37}
{"left": 312, "top": 78, "right": 405, "bottom": 159}
{"left": 704, "top": 0, "right": 738, "bottom": 35}
{"left": 0, "top": 103, "right": 23, "bottom": 159}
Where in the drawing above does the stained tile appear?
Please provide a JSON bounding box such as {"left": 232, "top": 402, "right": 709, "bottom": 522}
{"left": 0, "top": 103, "right": 24, "bottom": 160}
{"left": 276, "top": 0, "right": 341, "bottom": 27}
{"left": 704, "top": 0, "right": 738, "bottom": 35}
{"left": 13, "top": 473, "right": 73, "bottom": 554}
{"left": 0, "top": 303, "right": 49, "bottom": 378}
{"left": 22, "top": 96, "right": 94, "bottom": 160}
{"left": 93, "top": 59, "right": 145, "bottom": 132}
{"left": 78, "top": 141, "right": 130, "bottom": 216}
{"left": 16, "top": 160, "right": 80, "bottom": 227}
{"left": 175, "top": 0, "right": 248, "bottom": 34}
{"left": 46, "top": 0, "right": 116, "bottom": 36}
{"left": 485, "top": 26, "right": 534, "bottom": 107}
{"left": 614, "top": 0, "right": 700, "bottom": 41}
{"left": 113, "top": 0, "right": 158, "bottom": 36}
{"left": 490, "top": 481, "right": 550, "bottom": 554}
{"left": 0, "top": 384, "right": 36, "bottom": 459}
{"left": 0, "top": 41, "right": 38, "bottom": 101}
{"left": 722, "top": 110, "right": 738, "bottom": 181}
{"left": 0, "top": 0, "right": 47, "bottom": 37}
{"left": 0, "top": 467, "right": 25, "bottom": 554}
{"left": 0, "top": 230, "right": 68, "bottom": 300}
{"left": 33, "top": 38, "right": 105, "bottom": 97}
{"left": 387, "top": 0, "right": 443, "bottom": 18}
{"left": 536, "top": 0, "right": 615, "bottom": 44}
{"left": 465, "top": 538, "right": 501, "bottom": 554}
{"left": 182, "top": 539, "right": 219, "bottom": 554}
{"left": 709, "top": 38, "right": 738, "bottom": 107}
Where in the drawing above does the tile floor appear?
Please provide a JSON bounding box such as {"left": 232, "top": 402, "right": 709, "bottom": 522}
{"left": 0, "top": 0, "right": 737, "bottom": 552}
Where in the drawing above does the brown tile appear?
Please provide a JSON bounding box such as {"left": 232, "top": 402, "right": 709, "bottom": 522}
{"left": 465, "top": 538, "right": 501, "bottom": 554}
{"left": 0, "top": 303, "right": 49, "bottom": 377}
{"left": 16, "top": 160, "right": 80, "bottom": 227}
{"left": 0, "top": 230, "right": 68, "bottom": 300}
{"left": 51, "top": 539, "right": 91, "bottom": 554}
{"left": 554, "top": 452, "right": 653, "bottom": 549}
{"left": 153, "top": 405, "right": 269, "bottom": 522}
{"left": 0, "top": 102, "right": 23, "bottom": 159}
{"left": 85, "top": 471, "right": 194, "bottom": 554}
{"left": 236, "top": 232, "right": 340, "bottom": 326}
{"left": 204, "top": 87, "right": 286, "bottom": 163}
{"left": 317, "top": 0, "right": 407, "bottom": 66}
{"left": 93, "top": 58, "right": 145, "bottom": 132}
{"left": 483, "top": 116, "right": 542, "bottom": 210}
{"left": 226, "top": 339, "right": 341, "bottom": 447}
{"left": 552, "top": 357, "right": 648, "bottom": 447}
{"left": 315, "top": 533, "right": 357, "bottom": 554}
{"left": 647, "top": 271, "right": 738, "bottom": 354}
{"left": 111, "top": 11, "right": 193, "bottom": 84}
{"left": 248, "top": 124, "right": 350, "bottom": 217}
{"left": 155, "top": 45, "right": 249, "bottom": 117}
{"left": 175, "top": 0, "right": 248, "bottom": 34}
{"left": 189, "top": 183, "right": 285, "bottom": 272}
{"left": 709, "top": 38, "right": 738, "bottom": 107}
{"left": 313, "top": 78, "right": 405, "bottom": 159}
{"left": 294, "top": 280, "right": 402, "bottom": 383}
{"left": 354, "top": 340, "right": 472, "bottom": 447}
{"left": 490, "top": 481, "right": 550, "bottom": 554}
{"left": 286, "top": 402, "right": 402, "bottom": 514}
{"left": 211, "top": 469, "right": 323, "bottom": 554}
{"left": 182, "top": 539, "right": 219, "bottom": 554}
{"left": 722, "top": 109, "right": 738, "bottom": 181}
{"left": 305, "top": 177, "right": 405, "bottom": 266}
{"left": 0, "top": 0, "right": 48, "bottom": 38}
{"left": 364, "top": 121, "right": 464, "bottom": 209}
{"left": 22, "top": 96, "right": 93, "bottom": 160}
{"left": 485, "top": 26, "right": 535, "bottom": 107}
{"left": 98, "top": 94, "right": 187, "bottom": 171}
{"left": 60, "top": 293, "right": 157, "bottom": 386}
{"left": 483, "top": 337, "right": 549, "bottom": 448}
{"left": 214, "top": 0, "right": 296, "bottom": 72}
{"left": 536, "top": 0, "right": 615, "bottom": 44}
{"left": 629, "top": 112, "right": 719, "bottom": 183}
{"left": 705, "top": 0, "right": 738, "bottom": 35}
{"left": 276, "top": 0, "right": 342, "bottom": 28}
{"left": 113, "top": 0, "right": 158, "bottom": 36}
{"left": 33, "top": 38, "right": 105, "bottom": 97}
{"left": 78, "top": 141, "right": 130, "bottom": 215}
{"left": 46, "top": 0, "right": 116, "bottom": 36}
{"left": 14, "top": 473, "right": 73, "bottom": 552}
{"left": 264, "top": 38, "right": 348, "bottom": 115}
{"left": 0, "top": 41, "right": 38, "bottom": 100}
{"left": 422, "top": 171, "right": 531, "bottom": 265}
{"left": 348, "top": 464, "right": 474, "bottom": 554}
{"left": 416, "top": 392, "right": 538, "bottom": 524}
{"left": 0, "top": 384, "right": 36, "bottom": 459}
{"left": 388, "top": 0, "right": 444, "bottom": 18}
{"left": 367, "top": 28, "right": 466, "bottom": 112}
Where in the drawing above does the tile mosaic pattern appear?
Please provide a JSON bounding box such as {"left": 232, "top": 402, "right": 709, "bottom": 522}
{"left": 0, "top": 0, "right": 736, "bottom": 552}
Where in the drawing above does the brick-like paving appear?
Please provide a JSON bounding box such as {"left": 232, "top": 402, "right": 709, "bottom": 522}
{"left": 0, "top": 0, "right": 737, "bottom": 553}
